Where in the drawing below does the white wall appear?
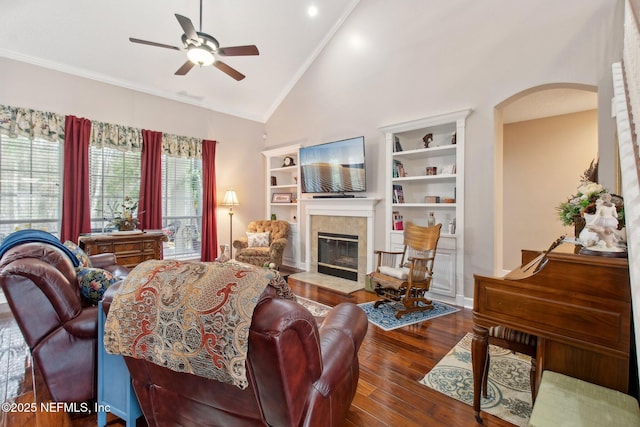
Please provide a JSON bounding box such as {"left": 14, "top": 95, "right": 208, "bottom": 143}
{"left": 0, "top": 57, "right": 266, "bottom": 250}
{"left": 265, "top": 0, "right": 624, "bottom": 302}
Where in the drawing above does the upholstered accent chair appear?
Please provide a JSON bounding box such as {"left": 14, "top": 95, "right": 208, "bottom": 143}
{"left": 233, "top": 220, "right": 290, "bottom": 269}
{"left": 368, "top": 222, "right": 441, "bottom": 319}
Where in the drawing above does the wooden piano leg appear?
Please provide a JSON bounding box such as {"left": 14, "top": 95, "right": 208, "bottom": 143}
{"left": 472, "top": 325, "right": 489, "bottom": 423}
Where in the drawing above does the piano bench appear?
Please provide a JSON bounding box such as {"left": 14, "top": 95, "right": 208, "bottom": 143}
{"left": 528, "top": 370, "right": 640, "bottom": 426}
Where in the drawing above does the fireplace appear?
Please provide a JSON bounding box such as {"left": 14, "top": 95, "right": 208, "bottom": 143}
{"left": 304, "top": 198, "right": 380, "bottom": 287}
{"left": 317, "top": 232, "right": 359, "bottom": 281}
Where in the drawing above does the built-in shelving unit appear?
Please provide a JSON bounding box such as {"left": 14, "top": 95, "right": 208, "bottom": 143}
{"left": 380, "top": 109, "right": 471, "bottom": 303}
{"left": 262, "top": 145, "right": 301, "bottom": 268}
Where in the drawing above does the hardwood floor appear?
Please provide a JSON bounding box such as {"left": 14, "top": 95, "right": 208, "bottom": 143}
{"left": 0, "top": 279, "right": 517, "bottom": 427}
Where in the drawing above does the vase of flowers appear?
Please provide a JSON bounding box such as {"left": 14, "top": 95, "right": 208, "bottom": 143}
{"left": 109, "top": 197, "right": 139, "bottom": 231}
{"left": 557, "top": 181, "right": 625, "bottom": 237}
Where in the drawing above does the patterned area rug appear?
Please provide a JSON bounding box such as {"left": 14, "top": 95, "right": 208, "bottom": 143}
{"left": 358, "top": 300, "right": 459, "bottom": 331}
{"left": 296, "top": 296, "right": 331, "bottom": 317}
{"left": 419, "top": 333, "right": 532, "bottom": 426}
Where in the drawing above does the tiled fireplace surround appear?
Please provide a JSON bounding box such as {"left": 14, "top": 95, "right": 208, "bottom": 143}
{"left": 304, "top": 198, "right": 379, "bottom": 286}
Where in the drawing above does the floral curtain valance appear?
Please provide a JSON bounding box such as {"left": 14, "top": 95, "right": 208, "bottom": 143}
{"left": 162, "top": 133, "right": 202, "bottom": 159}
{"left": 0, "top": 104, "right": 204, "bottom": 158}
{"left": 0, "top": 104, "right": 65, "bottom": 142}
{"left": 90, "top": 121, "right": 143, "bottom": 152}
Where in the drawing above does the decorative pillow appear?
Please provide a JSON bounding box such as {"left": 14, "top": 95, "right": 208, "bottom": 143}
{"left": 378, "top": 265, "right": 409, "bottom": 280}
{"left": 64, "top": 241, "right": 92, "bottom": 268}
{"left": 378, "top": 265, "right": 429, "bottom": 281}
{"left": 247, "top": 231, "right": 270, "bottom": 248}
{"left": 77, "top": 267, "right": 117, "bottom": 305}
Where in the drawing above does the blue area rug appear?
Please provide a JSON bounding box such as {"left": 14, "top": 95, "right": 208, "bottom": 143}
{"left": 358, "top": 300, "right": 459, "bottom": 331}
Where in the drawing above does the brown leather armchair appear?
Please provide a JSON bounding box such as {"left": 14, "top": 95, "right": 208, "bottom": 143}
{"left": 0, "top": 242, "right": 129, "bottom": 403}
{"left": 102, "top": 282, "right": 368, "bottom": 427}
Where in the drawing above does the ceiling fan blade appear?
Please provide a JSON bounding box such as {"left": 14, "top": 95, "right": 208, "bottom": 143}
{"left": 175, "top": 60, "right": 196, "bottom": 76}
{"left": 213, "top": 60, "right": 245, "bottom": 81}
{"left": 129, "top": 37, "right": 181, "bottom": 51}
{"left": 217, "top": 45, "right": 259, "bottom": 56}
{"left": 175, "top": 14, "right": 199, "bottom": 41}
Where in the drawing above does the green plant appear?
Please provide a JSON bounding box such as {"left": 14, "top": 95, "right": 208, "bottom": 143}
{"left": 108, "top": 197, "right": 139, "bottom": 230}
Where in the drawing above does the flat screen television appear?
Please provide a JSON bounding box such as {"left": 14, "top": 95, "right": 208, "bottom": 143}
{"left": 299, "top": 136, "right": 366, "bottom": 194}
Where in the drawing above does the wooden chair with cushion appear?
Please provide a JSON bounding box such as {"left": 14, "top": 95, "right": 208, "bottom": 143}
{"left": 368, "top": 222, "right": 441, "bottom": 319}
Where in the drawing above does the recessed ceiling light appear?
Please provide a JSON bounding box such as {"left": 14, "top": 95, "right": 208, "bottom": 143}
{"left": 308, "top": 5, "right": 318, "bottom": 17}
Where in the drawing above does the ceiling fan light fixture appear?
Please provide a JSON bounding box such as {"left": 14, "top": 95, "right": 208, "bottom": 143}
{"left": 187, "top": 46, "right": 215, "bottom": 66}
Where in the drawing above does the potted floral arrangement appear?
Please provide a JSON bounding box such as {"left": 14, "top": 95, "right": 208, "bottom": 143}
{"left": 108, "top": 197, "right": 139, "bottom": 231}
{"left": 557, "top": 180, "right": 625, "bottom": 237}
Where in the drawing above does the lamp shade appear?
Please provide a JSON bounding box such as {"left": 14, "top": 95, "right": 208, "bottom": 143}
{"left": 187, "top": 46, "right": 215, "bottom": 67}
{"left": 222, "top": 190, "right": 239, "bottom": 206}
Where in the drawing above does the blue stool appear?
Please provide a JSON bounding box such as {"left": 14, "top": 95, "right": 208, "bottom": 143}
{"left": 97, "top": 301, "right": 142, "bottom": 427}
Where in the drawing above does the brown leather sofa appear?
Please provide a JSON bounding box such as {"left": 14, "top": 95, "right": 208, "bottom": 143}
{"left": 0, "top": 242, "right": 129, "bottom": 403}
{"left": 102, "top": 282, "right": 368, "bottom": 427}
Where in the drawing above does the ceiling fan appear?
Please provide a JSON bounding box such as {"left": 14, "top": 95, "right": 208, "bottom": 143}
{"left": 129, "top": 0, "right": 259, "bottom": 81}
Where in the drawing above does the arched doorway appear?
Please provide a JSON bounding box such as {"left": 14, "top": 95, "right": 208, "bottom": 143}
{"left": 494, "top": 84, "right": 598, "bottom": 273}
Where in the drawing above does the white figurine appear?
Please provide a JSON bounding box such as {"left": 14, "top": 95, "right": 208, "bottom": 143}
{"left": 583, "top": 193, "right": 623, "bottom": 251}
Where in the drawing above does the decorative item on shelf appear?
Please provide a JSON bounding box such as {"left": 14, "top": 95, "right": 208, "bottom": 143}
{"left": 271, "top": 193, "right": 292, "bottom": 203}
{"left": 423, "top": 133, "right": 433, "bottom": 148}
{"left": 442, "top": 197, "right": 455, "bottom": 203}
{"left": 448, "top": 218, "right": 456, "bottom": 234}
{"left": 425, "top": 166, "right": 437, "bottom": 175}
{"left": 424, "top": 196, "right": 440, "bottom": 203}
{"left": 108, "top": 197, "right": 139, "bottom": 231}
{"left": 451, "top": 132, "right": 457, "bottom": 145}
{"left": 222, "top": 189, "right": 240, "bottom": 258}
{"left": 271, "top": 213, "right": 277, "bottom": 220}
{"left": 427, "top": 212, "right": 436, "bottom": 226}
{"left": 271, "top": 176, "right": 277, "bottom": 186}
{"left": 440, "top": 164, "right": 456, "bottom": 174}
{"left": 282, "top": 156, "right": 295, "bottom": 167}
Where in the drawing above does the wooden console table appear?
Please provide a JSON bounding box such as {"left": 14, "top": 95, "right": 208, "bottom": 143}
{"left": 79, "top": 231, "right": 167, "bottom": 268}
{"left": 471, "top": 243, "right": 631, "bottom": 421}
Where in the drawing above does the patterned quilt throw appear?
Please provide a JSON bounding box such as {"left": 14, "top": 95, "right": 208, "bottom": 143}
{"left": 104, "top": 260, "right": 295, "bottom": 389}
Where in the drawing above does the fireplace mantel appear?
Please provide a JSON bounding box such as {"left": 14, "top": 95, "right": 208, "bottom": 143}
{"left": 303, "top": 198, "right": 380, "bottom": 281}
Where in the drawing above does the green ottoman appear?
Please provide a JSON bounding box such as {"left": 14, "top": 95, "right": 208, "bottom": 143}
{"left": 529, "top": 370, "right": 640, "bottom": 426}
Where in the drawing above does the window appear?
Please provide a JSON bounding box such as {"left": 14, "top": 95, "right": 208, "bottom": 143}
{"left": 162, "top": 155, "right": 202, "bottom": 259}
{"left": 89, "top": 147, "right": 141, "bottom": 233}
{"left": 0, "top": 134, "right": 62, "bottom": 241}
{"left": 88, "top": 145, "right": 203, "bottom": 260}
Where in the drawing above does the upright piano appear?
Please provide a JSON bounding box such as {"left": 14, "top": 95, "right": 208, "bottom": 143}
{"left": 471, "top": 243, "right": 631, "bottom": 420}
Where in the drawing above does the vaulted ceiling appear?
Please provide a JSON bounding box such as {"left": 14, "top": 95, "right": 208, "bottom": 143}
{"left": 0, "top": 0, "right": 358, "bottom": 123}
{"left": 0, "top": 1, "right": 597, "bottom": 124}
